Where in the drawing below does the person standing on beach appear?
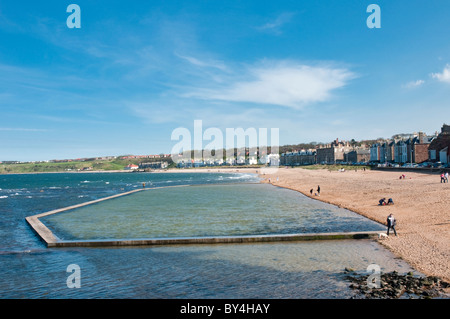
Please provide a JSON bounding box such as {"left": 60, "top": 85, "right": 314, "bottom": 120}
{"left": 441, "top": 173, "right": 446, "bottom": 183}
{"left": 445, "top": 172, "right": 449, "bottom": 183}
{"left": 387, "top": 213, "right": 397, "bottom": 236}
{"left": 317, "top": 185, "right": 320, "bottom": 196}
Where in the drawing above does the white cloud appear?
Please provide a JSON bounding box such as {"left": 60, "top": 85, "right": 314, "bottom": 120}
{"left": 175, "top": 53, "right": 228, "bottom": 71}
{"left": 185, "top": 61, "right": 355, "bottom": 109}
{"left": 431, "top": 64, "right": 450, "bottom": 83}
{"left": 256, "top": 12, "right": 296, "bottom": 35}
{"left": 402, "top": 79, "right": 425, "bottom": 89}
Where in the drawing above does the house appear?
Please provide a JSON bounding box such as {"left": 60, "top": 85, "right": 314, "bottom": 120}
{"left": 124, "top": 164, "right": 139, "bottom": 170}
{"left": 316, "top": 138, "right": 352, "bottom": 164}
{"left": 247, "top": 156, "right": 258, "bottom": 165}
{"left": 236, "top": 155, "right": 246, "bottom": 165}
{"left": 370, "top": 143, "right": 382, "bottom": 162}
{"left": 408, "top": 133, "right": 434, "bottom": 164}
{"left": 428, "top": 124, "right": 450, "bottom": 164}
{"left": 385, "top": 141, "right": 396, "bottom": 162}
{"left": 379, "top": 141, "right": 396, "bottom": 163}
{"left": 281, "top": 149, "right": 316, "bottom": 166}
{"left": 345, "top": 148, "right": 370, "bottom": 163}
{"left": 394, "top": 140, "right": 408, "bottom": 164}
{"left": 266, "top": 154, "right": 280, "bottom": 166}
{"left": 139, "top": 161, "right": 169, "bottom": 169}
{"left": 226, "top": 157, "right": 236, "bottom": 166}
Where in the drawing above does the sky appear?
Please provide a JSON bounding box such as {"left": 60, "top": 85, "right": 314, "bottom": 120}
{"left": 0, "top": 0, "right": 449, "bottom": 161}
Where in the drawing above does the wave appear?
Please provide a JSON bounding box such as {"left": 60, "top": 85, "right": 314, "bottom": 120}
{"left": 0, "top": 249, "right": 48, "bottom": 255}
{"left": 0, "top": 195, "right": 8, "bottom": 199}
{"left": 225, "top": 174, "right": 258, "bottom": 180}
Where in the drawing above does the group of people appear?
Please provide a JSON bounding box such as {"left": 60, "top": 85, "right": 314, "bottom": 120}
{"left": 306, "top": 184, "right": 398, "bottom": 237}
{"left": 440, "top": 172, "right": 449, "bottom": 183}
{"left": 378, "top": 197, "right": 394, "bottom": 205}
{"left": 310, "top": 185, "right": 320, "bottom": 196}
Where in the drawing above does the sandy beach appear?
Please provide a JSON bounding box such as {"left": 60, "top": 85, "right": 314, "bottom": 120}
{"left": 256, "top": 167, "right": 450, "bottom": 282}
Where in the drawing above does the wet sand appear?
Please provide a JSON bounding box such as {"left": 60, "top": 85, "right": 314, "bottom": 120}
{"left": 260, "top": 167, "right": 450, "bottom": 282}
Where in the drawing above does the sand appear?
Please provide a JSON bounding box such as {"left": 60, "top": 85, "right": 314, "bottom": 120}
{"left": 257, "top": 167, "right": 450, "bottom": 282}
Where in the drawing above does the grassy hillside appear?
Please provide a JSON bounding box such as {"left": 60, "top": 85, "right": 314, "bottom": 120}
{"left": 0, "top": 158, "right": 156, "bottom": 174}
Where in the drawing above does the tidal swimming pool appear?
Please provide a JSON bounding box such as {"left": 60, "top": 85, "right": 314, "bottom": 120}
{"left": 41, "top": 183, "right": 385, "bottom": 241}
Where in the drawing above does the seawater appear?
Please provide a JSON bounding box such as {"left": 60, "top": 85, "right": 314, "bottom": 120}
{"left": 0, "top": 171, "right": 419, "bottom": 298}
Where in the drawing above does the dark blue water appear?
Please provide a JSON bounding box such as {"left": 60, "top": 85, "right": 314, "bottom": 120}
{"left": 0, "top": 172, "right": 419, "bottom": 299}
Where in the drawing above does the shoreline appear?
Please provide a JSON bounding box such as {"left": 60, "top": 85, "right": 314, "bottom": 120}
{"left": 0, "top": 167, "right": 262, "bottom": 175}
{"left": 260, "top": 167, "right": 450, "bottom": 283}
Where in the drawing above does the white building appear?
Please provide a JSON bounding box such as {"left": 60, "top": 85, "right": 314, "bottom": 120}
{"left": 248, "top": 156, "right": 258, "bottom": 165}
{"left": 266, "top": 154, "right": 280, "bottom": 166}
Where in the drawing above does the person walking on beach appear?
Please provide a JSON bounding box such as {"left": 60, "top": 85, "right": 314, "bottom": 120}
{"left": 317, "top": 185, "right": 320, "bottom": 196}
{"left": 441, "top": 173, "right": 446, "bottom": 183}
{"left": 386, "top": 213, "right": 397, "bottom": 236}
{"left": 445, "top": 172, "right": 449, "bottom": 183}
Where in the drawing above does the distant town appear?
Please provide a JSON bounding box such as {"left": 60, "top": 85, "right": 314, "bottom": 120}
{"left": 1, "top": 123, "right": 449, "bottom": 171}
{"left": 281, "top": 123, "right": 450, "bottom": 169}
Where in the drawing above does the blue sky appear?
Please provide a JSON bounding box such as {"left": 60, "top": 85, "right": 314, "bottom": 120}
{"left": 1, "top": 0, "right": 449, "bottom": 161}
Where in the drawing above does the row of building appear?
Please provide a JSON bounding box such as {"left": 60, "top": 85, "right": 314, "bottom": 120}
{"left": 174, "top": 152, "right": 281, "bottom": 168}
{"left": 281, "top": 124, "right": 450, "bottom": 167}
{"left": 370, "top": 125, "right": 450, "bottom": 165}
{"left": 120, "top": 154, "right": 171, "bottom": 160}
{"left": 281, "top": 138, "right": 371, "bottom": 166}
{"left": 124, "top": 161, "right": 170, "bottom": 170}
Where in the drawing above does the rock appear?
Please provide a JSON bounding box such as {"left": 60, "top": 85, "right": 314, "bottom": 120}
{"left": 344, "top": 267, "right": 355, "bottom": 273}
{"left": 344, "top": 270, "right": 450, "bottom": 299}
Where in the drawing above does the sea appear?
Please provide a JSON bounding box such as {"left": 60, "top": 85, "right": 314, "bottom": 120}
{"left": 0, "top": 171, "right": 420, "bottom": 299}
